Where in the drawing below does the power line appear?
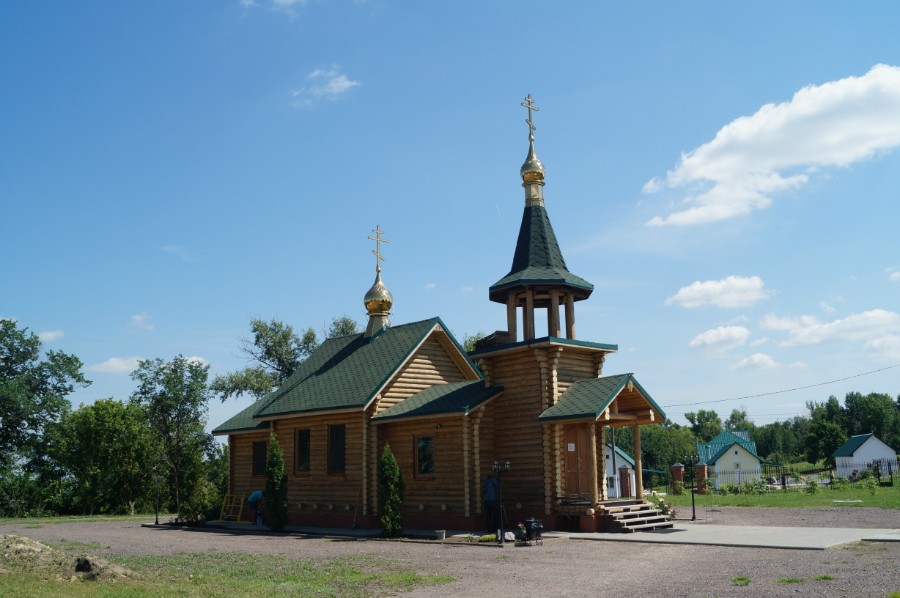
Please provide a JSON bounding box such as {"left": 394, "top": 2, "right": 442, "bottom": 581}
{"left": 661, "top": 362, "right": 900, "bottom": 408}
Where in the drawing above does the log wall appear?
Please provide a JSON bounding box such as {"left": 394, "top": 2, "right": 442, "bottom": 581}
{"left": 230, "top": 431, "right": 271, "bottom": 502}
{"left": 377, "top": 418, "right": 469, "bottom": 516}
{"left": 375, "top": 336, "right": 469, "bottom": 414}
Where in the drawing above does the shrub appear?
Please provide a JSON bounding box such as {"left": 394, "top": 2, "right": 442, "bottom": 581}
{"left": 805, "top": 480, "right": 819, "bottom": 495}
{"left": 673, "top": 480, "right": 685, "bottom": 495}
{"left": 378, "top": 443, "right": 405, "bottom": 537}
{"left": 265, "top": 432, "right": 289, "bottom": 532}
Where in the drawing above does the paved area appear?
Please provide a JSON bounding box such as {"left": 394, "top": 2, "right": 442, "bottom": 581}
{"left": 196, "top": 520, "right": 900, "bottom": 550}
{"left": 560, "top": 523, "right": 900, "bottom": 550}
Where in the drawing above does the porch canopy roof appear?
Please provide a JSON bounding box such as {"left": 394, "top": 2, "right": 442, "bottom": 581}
{"left": 538, "top": 373, "right": 665, "bottom": 426}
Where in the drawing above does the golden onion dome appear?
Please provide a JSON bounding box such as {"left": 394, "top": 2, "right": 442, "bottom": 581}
{"left": 520, "top": 140, "right": 545, "bottom": 184}
{"left": 364, "top": 269, "right": 393, "bottom": 315}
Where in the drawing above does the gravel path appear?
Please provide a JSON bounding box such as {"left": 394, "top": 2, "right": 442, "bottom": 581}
{"left": 3, "top": 508, "right": 899, "bottom": 597}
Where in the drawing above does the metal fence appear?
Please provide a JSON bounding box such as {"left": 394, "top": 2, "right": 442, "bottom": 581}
{"left": 657, "top": 458, "right": 899, "bottom": 495}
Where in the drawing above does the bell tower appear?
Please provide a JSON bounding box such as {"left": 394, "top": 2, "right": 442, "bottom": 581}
{"left": 488, "top": 95, "right": 593, "bottom": 341}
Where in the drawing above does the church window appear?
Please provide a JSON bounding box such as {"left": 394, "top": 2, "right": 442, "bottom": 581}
{"left": 416, "top": 436, "right": 435, "bottom": 476}
{"left": 252, "top": 441, "right": 267, "bottom": 477}
{"left": 295, "top": 428, "right": 310, "bottom": 474}
{"left": 328, "top": 424, "right": 346, "bottom": 474}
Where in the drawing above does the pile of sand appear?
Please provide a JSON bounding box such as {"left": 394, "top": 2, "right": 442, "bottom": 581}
{"left": 1, "top": 534, "right": 136, "bottom": 581}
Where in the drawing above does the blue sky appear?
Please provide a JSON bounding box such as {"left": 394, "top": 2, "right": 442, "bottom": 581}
{"left": 3, "top": 1, "right": 899, "bottom": 431}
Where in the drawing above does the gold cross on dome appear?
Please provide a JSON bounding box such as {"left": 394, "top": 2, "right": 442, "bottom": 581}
{"left": 367, "top": 225, "right": 389, "bottom": 270}
{"left": 521, "top": 94, "right": 539, "bottom": 142}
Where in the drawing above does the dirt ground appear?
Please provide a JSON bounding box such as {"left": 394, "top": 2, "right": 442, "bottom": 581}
{"left": 3, "top": 508, "right": 899, "bottom": 597}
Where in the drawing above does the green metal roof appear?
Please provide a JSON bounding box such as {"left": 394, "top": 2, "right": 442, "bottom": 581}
{"left": 697, "top": 430, "right": 759, "bottom": 464}
{"left": 538, "top": 373, "right": 665, "bottom": 422}
{"left": 213, "top": 318, "right": 481, "bottom": 433}
{"left": 255, "top": 317, "right": 467, "bottom": 418}
{"left": 212, "top": 399, "right": 271, "bottom": 435}
{"left": 468, "top": 335, "right": 617, "bottom": 358}
{"left": 833, "top": 433, "right": 873, "bottom": 458}
{"left": 489, "top": 205, "right": 593, "bottom": 302}
{"left": 372, "top": 380, "right": 503, "bottom": 422}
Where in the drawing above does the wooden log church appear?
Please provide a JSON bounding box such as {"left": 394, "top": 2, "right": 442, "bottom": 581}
{"left": 213, "top": 96, "right": 667, "bottom": 532}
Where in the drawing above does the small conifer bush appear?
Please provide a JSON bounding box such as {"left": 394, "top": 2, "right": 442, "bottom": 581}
{"left": 265, "top": 432, "right": 289, "bottom": 532}
{"left": 378, "top": 443, "right": 405, "bottom": 537}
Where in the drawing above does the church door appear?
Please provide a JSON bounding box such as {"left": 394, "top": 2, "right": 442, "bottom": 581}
{"left": 564, "top": 424, "right": 592, "bottom": 499}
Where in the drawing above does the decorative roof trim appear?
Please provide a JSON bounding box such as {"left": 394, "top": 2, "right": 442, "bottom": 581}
{"left": 470, "top": 336, "right": 617, "bottom": 358}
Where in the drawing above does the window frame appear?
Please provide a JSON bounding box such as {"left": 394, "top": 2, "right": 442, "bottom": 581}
{"left": 415, "top": 435, "right": 435, "bottom": 478}
{"left": 295, "top": 428, "right": 311, "bottom": 475}
{"left": 327, "top": 424, "right": 346, "bottom": 475}
{"left": 251, "top": 440, "right": 267, "bottom": 477}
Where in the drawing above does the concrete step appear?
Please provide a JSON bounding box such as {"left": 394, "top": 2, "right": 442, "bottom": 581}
{"left": 618, "top": 521, "right": 674, "bottom": 533}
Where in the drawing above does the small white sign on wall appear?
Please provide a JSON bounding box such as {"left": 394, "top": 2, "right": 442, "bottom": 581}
{"left": 567, "top": 443, "right": 576, "bottom": 452}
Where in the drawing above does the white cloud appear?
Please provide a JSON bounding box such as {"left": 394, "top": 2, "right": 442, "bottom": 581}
{"left": 761, "top": 309, "right": 900, "bottom": 349}
{"left": 819, "top": 301, "right": 836, "bottom": 314}
{"left": 666, "top": 275, "right": 772, "bottom": 308}
{"left": 646, "top": 64, "right": 900, "bottom": 226}
{"left": 424, "top": 282, "right": 437, "bottom": 290}
{"left": 887, "top": 267, "right": 900, "bottom": 282}
{"left": 730, "top": 353, "right": 778, "bottom": 370}
{"left": 89, "top": 357, "right": 143, "bottom": 373}
{"left": 186, "top": 355, "right": 209, "bottom": 366}
{"left": 461, "top": 286, "right": 475, "bottom": 293}
{"left": 688, "top": 325, "right": 750, "bottom": 353}
{"left": 864, "top": 335, "right": 900, "bottom": 360}
{"left": 291, "top": 67, "right": 361, "bottom": 108}
{"left": 38, "top": 330, "right": 64, "bottom": 342}
{"left": 130, "top": 312, "right": 155, "bottom": 331}
{"left": 749, "top": 336, "right": 769, "bottom": 347}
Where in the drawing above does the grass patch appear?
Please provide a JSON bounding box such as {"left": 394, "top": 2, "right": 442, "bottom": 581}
{"left": 814, "top": 575, "right": 835, "bottom": 581}
{"left": 53, "top": 539, "right": 105, "bottom": 552}
{"left": 0, "top": 513, "right": 173, "bottom": 526}
{"left": 668, "top": 484, "right": 899, "bottom": 509}
{"left": 731, "top": 576, "right": 750, "bottom": 586}
{"left": 776, "top": 577, "right": 804, "bottom": 584}
{"left": 0, "top": 550, "right": 453, "bottom": 597}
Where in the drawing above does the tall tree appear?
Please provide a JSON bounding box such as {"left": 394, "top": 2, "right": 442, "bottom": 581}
{"left": 640, "top": 420, "right": 697, "bottom": 470}
{"left": 843, "top": 391, "right": 899, "bottom": 446}
{"left": 130, "top": 355, "right": 213, "bottom": 517}
{"left": 52, "top": 398, "right": 157, "bottom": 515}
{"left": 0, "top": 319, "right": 90, "bottom": 470}
{"left": 684, "top": 409, "right": 723, "bottom": 443}
{"left": 724, "top": 408, "right": 755, "bottom": 432}
{"left": 212, "top": 316, "right": 359, "bottom": 401}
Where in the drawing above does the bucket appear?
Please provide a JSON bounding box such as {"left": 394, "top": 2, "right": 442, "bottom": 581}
{"left": 434, "top": 530, "right": 446, "bottom": 540}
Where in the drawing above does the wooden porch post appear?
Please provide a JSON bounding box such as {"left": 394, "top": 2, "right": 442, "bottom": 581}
{"left": 589, "top": 424, "right": 599, "bottom": 506}
{"left": 632, "top": 425, "right": 643, "bottom": 500}
{"left": 598, "top": 425, "right": 607, "bottom": 500}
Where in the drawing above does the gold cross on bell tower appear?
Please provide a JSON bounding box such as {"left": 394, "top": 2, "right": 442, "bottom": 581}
{"left": 367, "top": 225, "right": 389, "bottom": 272}
{"left": 521, "top": 94, "right": 539, "bottom": 142}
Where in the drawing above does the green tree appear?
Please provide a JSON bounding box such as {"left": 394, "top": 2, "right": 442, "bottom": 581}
{"left": 685, "top": 409, "right": 723, "bottom": 443}
{"left": 0, "top": 319, "right": 90, "bottom": 469}
{"left": 804, "top": 418, "right": 846, "bottom": 466}
{"left": 130, "top": 355, "right": 213, "bottom": 518}
{"left": 264, "top": 432, "right": 289, "bottom": 532}
{"left": 378, "top": 443, "right": 404, "bottom": 537}
{"left": 724, "top": 408, "right": 755, "bottom": 433}
{"left": 52, "top": 398, "right": 157, "bottom": 515}
{"left": 640, "top": 420, "right": 697, "bottom": 470}
{"left": 327, "top": 316, "right": 360, "bottom": 338}
{"left": 211, "top": 316, "right": 359, "bottom": 402}
{"left": 461, "top": 331, "right": 487, "bottom": 353}
{"left": 843, "top": 391, "right": 899, "bottom": 446}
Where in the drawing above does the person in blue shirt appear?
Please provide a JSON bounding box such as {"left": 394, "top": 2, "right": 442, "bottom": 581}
{"left": 247, "top": 490, "right": 264, "bottom": 525}
{"left": 483, "top": 475, "right": 500, "bottom": 533}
